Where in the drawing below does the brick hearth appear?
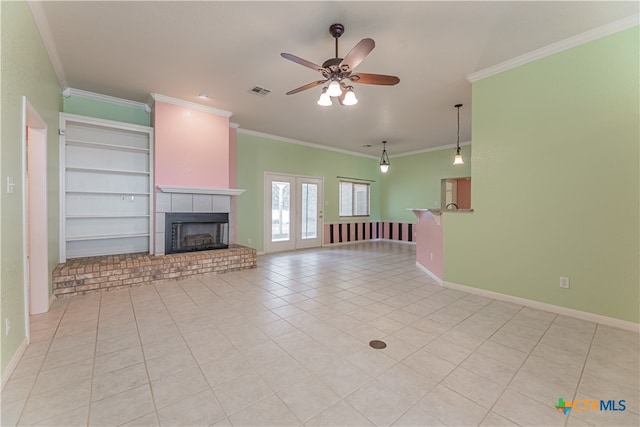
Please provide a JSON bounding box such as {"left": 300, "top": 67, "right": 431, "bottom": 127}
{"left": 52, "top": 245, "right": 257, "bottom": 297}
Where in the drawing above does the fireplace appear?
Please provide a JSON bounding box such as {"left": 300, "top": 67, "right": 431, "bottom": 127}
{"left": 165, "top": 212, "right": 229, "bottom": 254}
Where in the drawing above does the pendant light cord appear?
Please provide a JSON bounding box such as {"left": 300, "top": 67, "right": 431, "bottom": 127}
{"left": 457, "top": 107, "right": 460, "bottom": 147}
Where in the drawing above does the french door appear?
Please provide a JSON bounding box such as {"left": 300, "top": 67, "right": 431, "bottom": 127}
{"left": 264, "top": 173, "right": 323, "bottom": 253}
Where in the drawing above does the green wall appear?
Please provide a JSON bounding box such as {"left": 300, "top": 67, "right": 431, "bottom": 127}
{"left": 381, "top": 145, "right": 472, "bottom": 223}
{"left": 444, "top": 28, "right": 639, "bottom": 323}
{"left": 63, "top": 95, "right": 150, "bottom": 126}
{"left": 1, "top": 2, "right": 62, "bottom": 375}
{"left": 236, "top": 133, "right": 380, "bottom": 251}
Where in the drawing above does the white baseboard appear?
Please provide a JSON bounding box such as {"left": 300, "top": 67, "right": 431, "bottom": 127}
{"left": 378, "top": 239, "right": 416, "bottom": 246}
{"left": 49, "top": 294, "right": 56, "bottom": 309}
{"left": 443, "top": 280, "right": 640, "bottom": 333}
{"left": 416, "top": 262, "right": 443, "bottom": 285}
{"left": 1, "top": 337, "right": 29, "bottom": 390}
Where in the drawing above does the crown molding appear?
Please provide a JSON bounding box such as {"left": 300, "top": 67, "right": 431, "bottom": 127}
{"left": 393, "top": 140, "right": 471, "bottom": 159}
{"left": 150, "top": 94, "right": 233, "bottom": 118}
{"left": 64, "top": 88, "right": 150, "bottom": 113}
{"left": 28, "top": 1, "right": 68, "bottom": 90}
{"left": 237, "top": 128, "right": 379, "bottom": 160}
{"left": 468, "top": 14, "right": 640, "bottom": 83}
{"left": 229, "top": 122, "right": 240, "bottom": 129}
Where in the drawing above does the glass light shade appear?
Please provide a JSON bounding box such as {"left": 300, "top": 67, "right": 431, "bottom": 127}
{"left": 317, "top": 89, "right": 332, "bottom": 106}
{"left": 380, "top": 163, "right": 389, "bottom": 173}
{"left": 453, "top": 153, "right": 464, "bottom": 165}
{"left": 327, "top": 80, "right": 342, "bottom": 97}
{"left": 343, "top": 88, "right": 358, "bottom": 106}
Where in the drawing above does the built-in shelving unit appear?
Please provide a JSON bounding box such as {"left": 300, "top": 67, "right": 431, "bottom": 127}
{"left": 59, "top": 113, "right": 154, "bottom": 261}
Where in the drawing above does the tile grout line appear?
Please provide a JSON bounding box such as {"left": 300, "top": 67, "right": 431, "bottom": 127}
{"left": 565, "top": 321, "right": 599, "bottom": 426}
{"left": 14, "top": 299, "right": 70, "bottom": 426}
{"left": 129, "top": 287, "right": 162, "bottom": 426}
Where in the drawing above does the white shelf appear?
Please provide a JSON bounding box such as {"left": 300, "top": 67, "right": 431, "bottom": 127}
{"left": 66, "top": 232, "right": 150, "bottom": 242}
{"left": 60, "top": 113, "right": 154, "bottom": 261}
{"left": 66, "top": 166, "right": 150, "bottom": 176}
{"left": 66, "top": 138, "right": 149, "bottom": 153}
{"left": 66, "top": 214, "right": 150, "bottom": 219}
{"left": 66, "top": 190, "right": 150, "bottom": 195}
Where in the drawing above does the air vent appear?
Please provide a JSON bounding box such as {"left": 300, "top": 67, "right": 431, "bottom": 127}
{"left": 249, "top": 86, "right": 271, "bottom": 96}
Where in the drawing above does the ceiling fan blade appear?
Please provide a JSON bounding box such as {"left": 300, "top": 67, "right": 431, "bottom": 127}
{"left": 281, "top": 53, "right": 326, "bottom": 73}
{"left": 286, "top": 80, "right": 327, "bottom": 95}
{"left": 339, "top": 38, "right": 375, "bottom": 72}
{"left": 349, "top": 73, "right": 400, "bottom": 85}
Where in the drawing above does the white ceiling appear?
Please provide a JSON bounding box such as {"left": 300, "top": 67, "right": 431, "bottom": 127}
{"left": 38, "top": 1, "right": 638, "bottom": 156}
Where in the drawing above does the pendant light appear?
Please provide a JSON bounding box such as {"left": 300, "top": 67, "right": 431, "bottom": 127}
{"left": 453, "top": 103, "right": 464, "bottom": 165}
{"left": 379, "top": 141, "right": 390, "bottom": 173}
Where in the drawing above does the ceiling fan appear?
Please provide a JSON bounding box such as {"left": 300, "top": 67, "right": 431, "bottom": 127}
{"left": 281, "top": 23, "right": 400, "bottom": 105}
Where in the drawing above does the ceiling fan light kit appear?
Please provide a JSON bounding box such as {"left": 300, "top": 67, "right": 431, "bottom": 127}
{"left": 281, "top": 23, "right": 399, "bottom": 107}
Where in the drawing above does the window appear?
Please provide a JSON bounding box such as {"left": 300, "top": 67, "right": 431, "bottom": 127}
{"left": 339, "top": 181, "right": 370, "bottom": 216}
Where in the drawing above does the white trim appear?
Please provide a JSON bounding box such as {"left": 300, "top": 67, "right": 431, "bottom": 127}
{"left": 468, "top": 14, "right": 640, "bottom": 83}
{"left": 60, "top": 112, "right": 153, "bottom": 134}
{"left": 22, "top": 97, "right": 48, "bottom": 340}
{"left": 416, "top": 262, "right": 443, "bottom": 286}
{"left": 64, "top": 88, "right": 150, "bottom": 113}
{"left": 1, "top": 337, "right": 29, "bottom": 390}
{"left": 229, "top": 122, "right": 240, "bottom": 129}
{"left": 393, "top": 140, "right": 471, "bottom": 159}
{"left": 443, "top": 280, "right": 639, "bottom": 333}
{"left": 49, "top": 294, "right": 56, "bottom": 309}
{"left": 238, "top": 128, "right": 379, "bottom": 160}
{"left": 150, "top": 93, "right": 233, "bottom": 118}
{"left": 28, "top": 1, "right": 68, "bottom": 90}
{"left": 157, "top": 185, "right": 245, "bottom": 196}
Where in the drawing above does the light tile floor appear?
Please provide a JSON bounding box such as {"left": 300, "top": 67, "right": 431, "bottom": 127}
{"left": 2, "top": 242, "right": 638, "bottom": 426}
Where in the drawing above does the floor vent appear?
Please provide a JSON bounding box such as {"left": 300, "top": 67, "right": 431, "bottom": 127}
{"left": 249, "top": 86, "right": 271, "bottom": 96}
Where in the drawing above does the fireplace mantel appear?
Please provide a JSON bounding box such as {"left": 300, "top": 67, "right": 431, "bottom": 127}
{"left": 157, "top": 185, "right": 245, "bottom": 196}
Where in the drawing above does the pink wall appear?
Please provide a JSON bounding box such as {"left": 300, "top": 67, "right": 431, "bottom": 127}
{"left": 456, "top": 178, "right": 472, "bottom": 209}
{"left": 154, "top": 101, "right": 230, "bottom": 188}
{"left": 415, "top": 211, "right": 443, "bottom": 280}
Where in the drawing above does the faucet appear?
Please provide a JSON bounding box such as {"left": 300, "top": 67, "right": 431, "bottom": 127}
{"left": 446, "top": 203, "right": 458, "bottom": 210}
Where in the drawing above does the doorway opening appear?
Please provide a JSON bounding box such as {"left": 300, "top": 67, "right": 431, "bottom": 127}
{"left": 22, "top": 97, "right": 49, "bottom": 339}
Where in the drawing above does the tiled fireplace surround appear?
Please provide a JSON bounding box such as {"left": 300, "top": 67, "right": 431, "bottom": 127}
{"left": 155, "top": 191, "right": 234, "bottom": 256}
{"left": 52, "top": 190, "right": 256, "bottom": 297}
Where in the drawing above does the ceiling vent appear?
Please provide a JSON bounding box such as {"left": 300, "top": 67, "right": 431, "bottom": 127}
{"left": 249, "top": 86, "right": 271, "bottom": 96}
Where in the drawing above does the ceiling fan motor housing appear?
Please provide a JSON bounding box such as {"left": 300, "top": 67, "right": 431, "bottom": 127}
{"left": 329, "top": 23, "right": 345, "bottom": 38}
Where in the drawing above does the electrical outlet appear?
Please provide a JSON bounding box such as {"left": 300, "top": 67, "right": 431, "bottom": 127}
{"left": 5, "top": 317, "right": 10, "bottom": 336}
{"left": 430, "top": 252, "right": 434, "bottom": 261}
{"left": 120, "top": 195, "right": 127, "bottom": 203}
{"left": 560, "top": 277, "right": 570, "bottom": 289}
{"left": 247, "top": 238, "right": 252, "bottom": 244}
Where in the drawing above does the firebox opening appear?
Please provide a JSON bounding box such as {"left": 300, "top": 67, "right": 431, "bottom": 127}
{"left": 165, "top": 212, "right": 229, "bottom": 254}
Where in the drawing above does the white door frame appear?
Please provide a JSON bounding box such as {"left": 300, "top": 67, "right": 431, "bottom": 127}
{"left": 264, "top": 172, "right": 324, "bottom": 253}
{"left": 22, "top": 97, "right": 50, "bottom": 341}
